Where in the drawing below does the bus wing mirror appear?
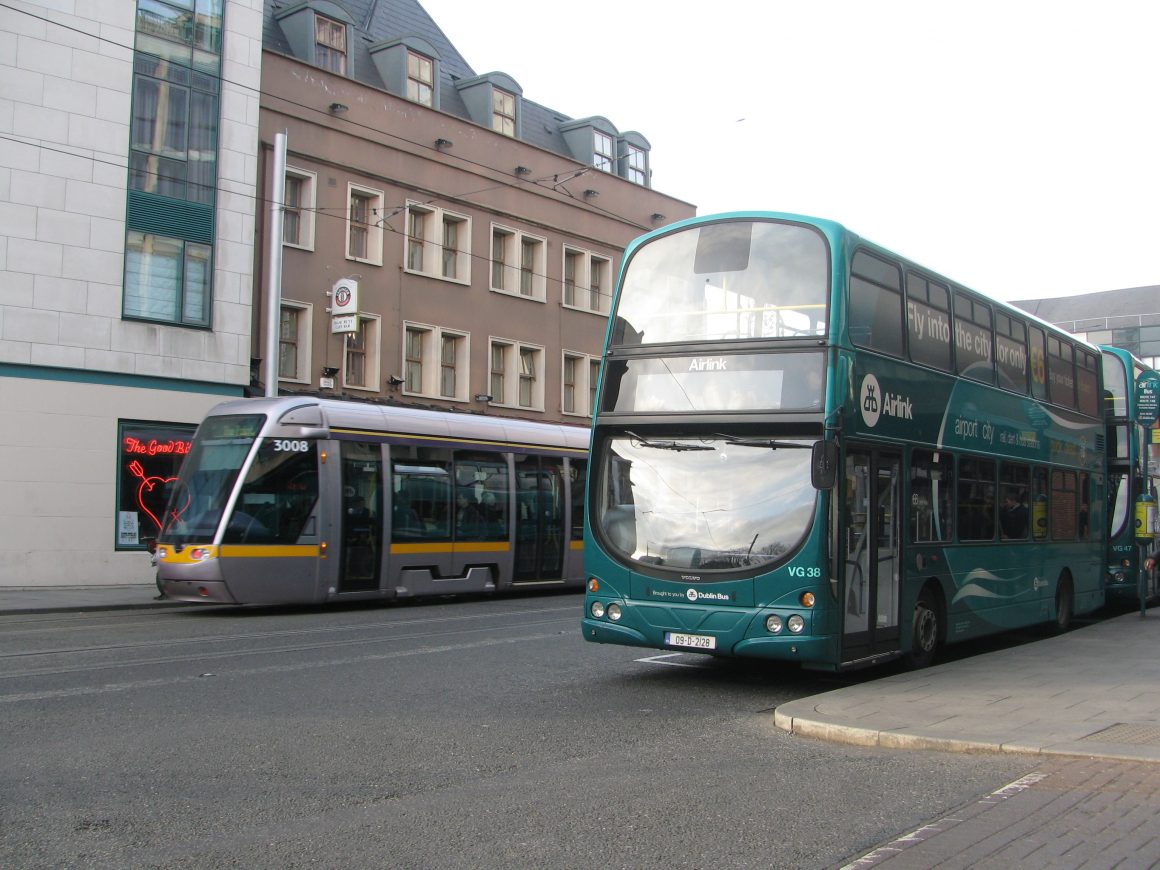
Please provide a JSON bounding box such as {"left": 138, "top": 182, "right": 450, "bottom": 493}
{"left": 811, "top": 441, "right": 838, "bottom": 490}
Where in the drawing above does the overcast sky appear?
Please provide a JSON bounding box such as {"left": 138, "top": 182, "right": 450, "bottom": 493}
{"left": 421, "top": 0, "right": 1158, "bottom": 301}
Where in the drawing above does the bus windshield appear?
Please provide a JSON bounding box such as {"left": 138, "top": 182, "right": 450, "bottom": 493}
{"left": 159, "top": 414, "right": 264, "bottom": 545}
{"left": 611, "top": 219, "right": 829, "bottom": 346}
{"left": 596, "top": 434, "right": 816, "bottom": 572}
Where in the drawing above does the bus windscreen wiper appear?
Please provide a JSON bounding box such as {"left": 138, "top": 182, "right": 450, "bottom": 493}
{"left": 711, "top": 433, "right": 810, "bottom": 449}
{"left": 624, "top": 431, "right": 714, "bottom": 451}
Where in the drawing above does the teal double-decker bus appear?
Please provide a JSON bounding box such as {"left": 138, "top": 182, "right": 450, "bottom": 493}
{"left": 1101, "top": 345, "right": 1158, "bottom": 604}
{"left": 582, "top": 212, "right": 1106, "bottom": 671}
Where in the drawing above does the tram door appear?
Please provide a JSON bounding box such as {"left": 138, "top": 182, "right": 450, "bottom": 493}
{"left": 842, "top": 448, "right": 902, "bottom": 661}
{"left": 338, "top": 442, "right": 383, "bottom": 593}
{"left": 513, "top": 455, "right": 564, "bottom": 582}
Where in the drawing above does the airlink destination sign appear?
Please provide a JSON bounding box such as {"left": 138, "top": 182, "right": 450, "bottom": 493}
{"left": 1137, "top": 370, "right": 1160, "bottom": 426}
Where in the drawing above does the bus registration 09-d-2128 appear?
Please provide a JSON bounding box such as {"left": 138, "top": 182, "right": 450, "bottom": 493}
{"left": 665, "top": 631, "right": 717, "bottom": 650}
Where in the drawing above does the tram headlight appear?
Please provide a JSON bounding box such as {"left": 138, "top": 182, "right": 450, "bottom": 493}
{"left": 590, "top": 601, "right": 606, "bottom": 619}
{"left": 607, "top": 603, "right": 622, "bottom": 621}
{"left": 787, "top": 614, "right": 805, "bottom": 634}
{"left": 765, "top": 615, "right": 783, "bottom": 634}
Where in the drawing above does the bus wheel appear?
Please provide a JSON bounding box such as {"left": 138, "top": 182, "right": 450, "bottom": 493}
{"left": 904, "top": 587, "right": 940, "bottom": 670}
{"left": 1053, "top": 575, "right": 1074, "bottom": 633}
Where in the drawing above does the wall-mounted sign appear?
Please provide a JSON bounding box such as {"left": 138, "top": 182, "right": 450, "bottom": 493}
{"left": 331, "top": 314, "right": 358, "bottom": 334}
{"left": 331, "top": 278, "right": 359, "bottom": 316}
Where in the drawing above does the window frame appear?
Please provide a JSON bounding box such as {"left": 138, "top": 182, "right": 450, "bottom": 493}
{"left": 404, "top": 202, "right": 470, "bottom": 285}
{"left": 403, "top": 322, "right": 470, "bottom": 402}
{"left": 346, "top": 183, "right": 384, "bottom": 265}
{"left": 282, "top": 166, "right": 317, "bottom": 250}
{"left": 278, "top": 300, "right": 314, "bottom": 383}
{"left": 406, "top": 50, "right": 434, "bottom": 106}
{"left": 491, "top": 224, "right": 546, "bottom": 301}
{"left": 490, "top": 338, "right": 544, "bottom": 411}
{"left": 122, "top": 230, "right": 213, "bottom": 328}
{"left": 342, "top": 313, "right": 381, "bottom": 392}
{"left": 562, "top": 350, "right": 600, "bottom": 418}
{"left": 314, "top": 13, "right": 347, "bottom": 74}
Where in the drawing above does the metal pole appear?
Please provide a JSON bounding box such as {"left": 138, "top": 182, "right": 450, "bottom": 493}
{"left": 263, "top": 131, "right": 287, "bottom": 398}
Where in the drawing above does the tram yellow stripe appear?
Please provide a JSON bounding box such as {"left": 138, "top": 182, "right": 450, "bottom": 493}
{"left": 389, "top": 541, "right": 511, "bottom": 555}
{"left": 219, "top": 545, "right": 320, "bottom": 558}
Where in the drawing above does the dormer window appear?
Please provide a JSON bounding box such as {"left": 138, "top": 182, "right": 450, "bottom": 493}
{"left": 314, "top": 14, "right": 347, "bottom": 74}
{"left": 407, "top": 51, "right": 434, "bottom": 106}
{"left": 593, "top": 131, "right": 614, "bottom": 172}
{"left": 493, "top": 89, "right": 516, "bottom": 137}
{"left": 626, "top": 144, "right": 646, "bottom": 185}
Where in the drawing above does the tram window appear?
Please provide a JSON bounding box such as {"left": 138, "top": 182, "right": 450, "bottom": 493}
{"left": 453, "top": 452, "right": 507, "bottom": 541}
{"left": 995, "top": 313, "right": 1029, "bottom": 394}
{"left": 910, "top": 450, "right": 953, "bottom": 543}
{"left": 953, "top": 291, "right": 994, "bottom": 384}
{"left": 998, "top": 462, "right": 1030, "bottom": 540}
{"left": 391, "top": 449, "right": 451, "bottom": 541}
{"left": 850, "top": 252, "right": 903, "bottom": 357}
{"left": 1050, "top": 469, "right": 1078, "bottom": 540}
{"left": 222, "top": 438, "right": 318, "bottom": 544}
{"left": 570, "top": 459, "right": 587, "bottom": 539}
{"left": 905, "top": 273, "right": 952, "bottom": 372}
{"left": 957, "top": 456, "right": 995, "bottom": 541}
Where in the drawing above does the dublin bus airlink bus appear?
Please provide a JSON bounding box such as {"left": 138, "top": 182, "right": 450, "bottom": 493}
{"left": 1101, "top": 345, "right": 1158, "bottom": 604}
{"left": 581, "top": 212, "right": 1106, "bottom": 671}
{"left": 156, "top": 397, "right": 589, "bottom": 605}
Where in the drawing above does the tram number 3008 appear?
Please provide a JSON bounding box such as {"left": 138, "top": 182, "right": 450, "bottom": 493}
{"left": 272, "top": 439, "right": 310, "bottom": 452}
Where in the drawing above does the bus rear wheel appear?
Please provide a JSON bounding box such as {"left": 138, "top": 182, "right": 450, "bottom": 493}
{"left": 1053, "top": 576, "right": 1074, "bottom": 633}
{"left": 904, "top": 587, "right": 940, "bottom": 670}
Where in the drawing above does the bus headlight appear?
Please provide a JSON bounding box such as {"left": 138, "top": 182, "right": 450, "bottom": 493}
{"left": 607, "top": 603, "right": 622, "bottom": 621}
{"left": 765, "top": 614, "right": 783, "bottom": 634}
{"left": 590, "top": 601, "right": 606, "bottom": 619}
{"left": 787, "top": 614, "right": 805, "bottom": 634}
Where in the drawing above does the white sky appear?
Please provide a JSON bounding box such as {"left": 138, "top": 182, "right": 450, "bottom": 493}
{"left": 421, "top": 0, "right": 1159, "bottom": 301}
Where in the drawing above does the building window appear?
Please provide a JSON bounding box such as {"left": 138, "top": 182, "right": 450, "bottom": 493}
{"left": 493, "top": 88, "right": 516, "bottom": 136}
{"left": 404, "top": 203, "right": 470, "bottom": 284}
{"left": 407, "top": 207, "right": 425, "bottom": 272}
{"left": 315, "top": 14, "right": 347, "bottom": 74}
{"left": 282, "top": 168, "right": 317, "bottom": 249}
{"left": 407, "top": 51, "right": 434, "bottom": 106}
{"left": 594, "top": 131, "right": 614, "bottom": 172}
{"left": 491, "top": 225, "right": 545, "bottom": 300}
{"left": 590, "top": 359, "right": 600, "bottom": 415}
{"left": 490, "top": 339, "right": 544, "bottom": 411}
{"left": 343, "top": 315, "right": 380, "bottom": 391}
{"left": 129, "top": 0, "right": 221, "bottom": 206}
{"left": 278, "top": 301, "right": 312, "bottom": 382}
{"left": 563, "top": 351, "right": 599, "bottom": 417}
{"left": 626, "top": 144, "right": 647, "bottom": 185}
{"left": 347, "top": 184, "right": 383, "bottom": 264}
{"left": 561, "top": 247, "right": 610, "bottom": 314}
{"left": 116, "top": 420, "right": 197, "bottom": 551}
{"left": 123, "top": 231, "right": 211, "bottom": 326}
{"left": 404, "top": 323, "right": 468, "bottom": 401}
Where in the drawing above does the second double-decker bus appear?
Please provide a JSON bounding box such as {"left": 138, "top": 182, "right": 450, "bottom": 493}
{"left": 1101, "top": 345, "right": 1158, "bottom": 604}
{"left": 582, "top": 212, "right": 1106, "bottom": 671}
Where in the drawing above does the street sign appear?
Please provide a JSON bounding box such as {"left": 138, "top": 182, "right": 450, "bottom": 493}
{"left": 1136, "top": 370, "right": 1160, "bottom": 426}
{"left": 330, "top": 278, "right": 358, "bottom": 316}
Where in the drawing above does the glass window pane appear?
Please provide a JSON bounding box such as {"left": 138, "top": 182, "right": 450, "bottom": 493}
{"left": 182, "top": 242, "right": 211, "bottom": 325}
{"left": 124, "top": 231, "right": 181, "bottom": 321}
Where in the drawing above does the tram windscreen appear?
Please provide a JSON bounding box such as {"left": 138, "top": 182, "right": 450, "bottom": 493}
{"left": 159, "top": 414, "right": 264, "bottom": 545}
{"left": 596, "top": 434, "right": 816, "bottom": 572}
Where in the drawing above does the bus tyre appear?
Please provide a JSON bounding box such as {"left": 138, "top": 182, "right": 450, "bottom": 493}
{"left": 1053, "top": 576, "right": 1074, "bottom": 633}
{"left": 904, "top": 588, "right": 940, "bottom": 670}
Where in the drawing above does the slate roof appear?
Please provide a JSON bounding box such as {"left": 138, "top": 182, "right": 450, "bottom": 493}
{"left": 263, "top": 0, "right": 597, "bottom": 157}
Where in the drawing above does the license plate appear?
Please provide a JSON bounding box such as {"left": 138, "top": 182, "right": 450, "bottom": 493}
{"left": 665, "top": 631, "right": 716, "bottom": 650}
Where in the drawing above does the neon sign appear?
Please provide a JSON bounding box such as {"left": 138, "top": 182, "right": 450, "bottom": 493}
{"left": 127, "top": 460, "right": 190, "bottom": 533}
{"left": 123, "top": 437, "right": 191, "bottom": 457}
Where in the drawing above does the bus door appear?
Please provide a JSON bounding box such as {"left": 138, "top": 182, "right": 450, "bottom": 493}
{"left": 842, "top": 447, "right": 902, "bottom": 661}
{"left": 513, "top": 455, "right": 564, "bottom": 582}
{"left": 338, "top": 442, "right": 383, "bottom": 593}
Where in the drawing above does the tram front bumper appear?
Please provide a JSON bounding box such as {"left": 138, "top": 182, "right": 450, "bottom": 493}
{"left": 159, "top": 579, "right": 238, "bottom": 604}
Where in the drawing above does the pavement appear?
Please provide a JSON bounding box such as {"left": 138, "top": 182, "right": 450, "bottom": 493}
{"left": 5, "top": 586, "right": 1160, "bottom": 866}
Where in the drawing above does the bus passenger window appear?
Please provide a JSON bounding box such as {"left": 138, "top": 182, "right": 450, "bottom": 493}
{"left": 957, "top": 457, "right": 996, "bottom": 541}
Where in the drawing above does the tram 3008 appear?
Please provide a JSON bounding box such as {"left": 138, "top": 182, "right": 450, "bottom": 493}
{"left": 155, "top": 396, "right": 589, "bottom": 605}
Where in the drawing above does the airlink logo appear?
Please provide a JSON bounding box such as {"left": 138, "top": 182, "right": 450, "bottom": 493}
{"left": 859, "top": 373, "right": 913, "bottom": 428}
{"left": 688, "top": 357, "right": 727, "bottom": 372}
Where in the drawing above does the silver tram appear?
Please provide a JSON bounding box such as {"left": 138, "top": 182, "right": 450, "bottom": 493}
{"left": 155, "top": 396, "right": 590, "bottom": 605}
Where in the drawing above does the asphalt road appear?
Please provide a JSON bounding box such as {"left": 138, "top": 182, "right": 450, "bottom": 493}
{"left": 0, "top": 591, "right": 1035, "bottom": 868}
